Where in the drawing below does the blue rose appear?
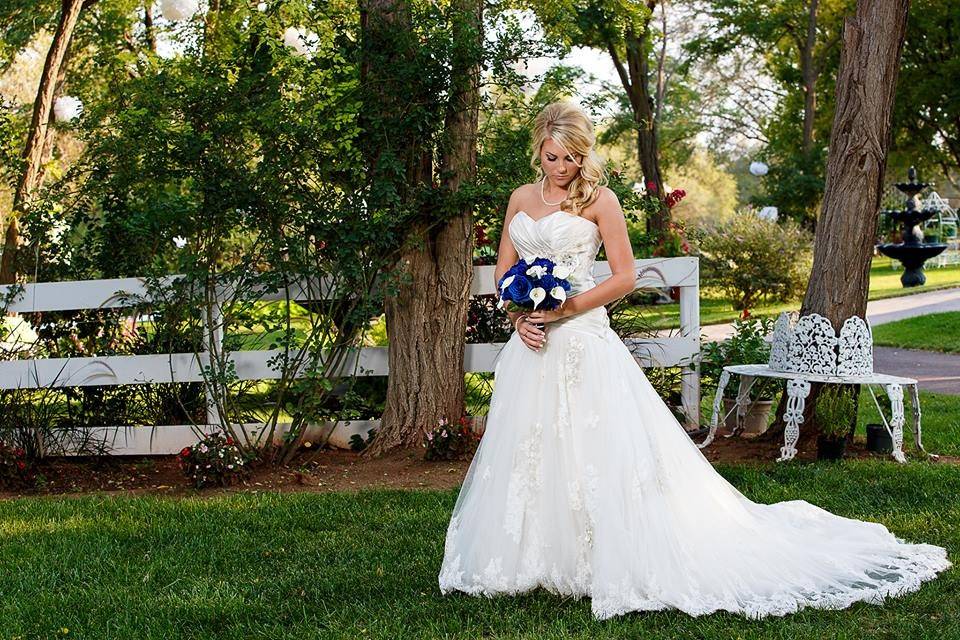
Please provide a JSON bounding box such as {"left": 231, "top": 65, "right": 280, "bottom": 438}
{"left": 505, "top": 274, "right": 533, "bottom": 304}
{"left": 538, "top": 273, "right": 558, "bottom": 292}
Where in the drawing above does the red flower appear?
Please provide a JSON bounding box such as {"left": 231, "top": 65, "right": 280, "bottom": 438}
{"left": 740, "top": 309, "right": 751, "bottom": 319}
{"left": 226, "top": 437, "right": 234, "bottom": 445}
{"left": 13, "top": 448, "right": 24, "bottom": 458}
{"left": 645, "top": 180, "right": 658, "bottom": 193}
{"left": 180, "top": 447, "right": 192, "bottom": 457}
{"left": 665, "top": 188, "right": 687, "bottom": 208}
{"left": 16, "top": 461, "right": 26, "bottom": 471}
{"left": 474, "top": 224, "right": 489, "bottom": 247}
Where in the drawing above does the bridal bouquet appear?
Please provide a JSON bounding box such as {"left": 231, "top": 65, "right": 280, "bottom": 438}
{"left": 496, "top": 256, "right": 572, "bottom": 312}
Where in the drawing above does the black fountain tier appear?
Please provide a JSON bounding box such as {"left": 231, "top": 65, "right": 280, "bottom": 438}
{"left": 877, "top": 166, "right": 947, "bottom": 287}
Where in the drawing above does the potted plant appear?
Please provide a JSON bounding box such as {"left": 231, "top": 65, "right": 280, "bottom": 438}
{"left": 700, "top": 312, "right": 778, "bottom": 435}
{"left": 865, "top": 394, "right": 893, "bottom": 453}
{"left": 814, "top": 385, "right": 857, "bottom": 461}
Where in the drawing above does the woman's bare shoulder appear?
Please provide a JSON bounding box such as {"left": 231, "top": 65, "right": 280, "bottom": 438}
{"left": 582, "top": 186, "right": 623, "bottom": 224}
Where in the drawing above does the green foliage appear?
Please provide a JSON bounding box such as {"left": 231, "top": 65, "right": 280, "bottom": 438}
{"left": 889, "top": 0, "right": 960, "bottom": 178}
{"left": 814, "top": 386, "right": 857, "bottom": 440}
{"left": 665, "top": 149, "right": 738, "bottom": 226}
{"left": 699, "top": 314, "right": 778, "bottom": 400}
{"left": 687, "top": 0, "right": 852, "bottom": 226}
{"left": 696, "top": 210, "right": 813, "bottom": 310}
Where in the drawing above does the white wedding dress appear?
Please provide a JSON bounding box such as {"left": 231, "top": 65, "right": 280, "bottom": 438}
{"left": 437, "top": 209, "right": 952, "bottom": 621}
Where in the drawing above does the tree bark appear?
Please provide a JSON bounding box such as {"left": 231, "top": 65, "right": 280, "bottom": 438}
{"left": 801, "top": 0, "right": 820, "bottom": 155}
{"left": 763, "top": 0, "right": 911, "bottom": 449}
{"left": 361, "top": 0, "right": 482, "bottom": 457}
{"left": 1, "top": 0, "right": 86, "bottom": 285}
{"left": 607, "top": 1, "right": 667, "bottom": 236}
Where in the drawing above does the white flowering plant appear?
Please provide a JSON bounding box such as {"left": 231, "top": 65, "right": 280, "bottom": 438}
{"left": 178, "top": 433, "right": 251, "bottom": 488}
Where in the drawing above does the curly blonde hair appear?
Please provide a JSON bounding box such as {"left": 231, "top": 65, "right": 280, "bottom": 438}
{"left": 529, "top": 100, "right": 609, "bottom": 216}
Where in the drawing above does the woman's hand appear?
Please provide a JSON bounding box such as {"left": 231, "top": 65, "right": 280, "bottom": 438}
{"left": 507, "top": 310, "right": 546, "bottom": 352}
{"left": 525, "top": 305, "right": 571, "bottom": 326}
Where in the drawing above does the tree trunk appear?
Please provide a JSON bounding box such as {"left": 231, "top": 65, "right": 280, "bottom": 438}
{"left": 606, "top": 1, "right": 667, "bottom": 237}
{"left": 1, "top": 0, "right": 86, "bottom": 285}
{"left": 629, "top": 6, "right": 668, "bottom": 237}
{"left": 361, "top": 0, "right": 482, "bottom": 457}
{"left": 763, "top": 0, "right": 911, "bottom": 449}
{"left": 801, "top": 0, "right": 820, "bottom": 155}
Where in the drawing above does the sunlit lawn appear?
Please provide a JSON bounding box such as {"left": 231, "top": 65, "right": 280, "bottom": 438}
{"left": 0, "top": 392, "right": 958, "bottom": 638}
{"left": 632, "top": 258, "right": 960, "bottom": 330}
{"left": 872, "top": 312, "right": 960, "bottom": 353}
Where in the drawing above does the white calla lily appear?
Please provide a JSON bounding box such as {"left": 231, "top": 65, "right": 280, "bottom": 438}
{"left": 529, "top": 287, "right": 546, "bottom": 309}
{"left": 526, "top": 265, "right": 547, "bottom": 278}
{"left": 551, "top": 286, "right": 567, "bottom": 306}
{"left": 553, "top": 265, "right": 570, "bottom": 280}
{"left": 499, "top": 274, "right": 515, "bottom": 291}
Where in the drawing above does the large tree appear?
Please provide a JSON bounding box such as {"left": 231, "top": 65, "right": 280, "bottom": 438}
{"left": 359, "top": 0, "right": 483, "bottom": 457}
{"left": 527, "top": 0, "right": 672, "bottom": 235}
{"left": 690, "top": 0, "right": 853, "bottom": 227}
{"left": 889, "top": 0, "right": 960, "bottom": 186}
{"left": 1, "top": 0, "right": 94, "bottom": 284}
{"left": 762, "top": 0, "right": 911, "bottom": 450}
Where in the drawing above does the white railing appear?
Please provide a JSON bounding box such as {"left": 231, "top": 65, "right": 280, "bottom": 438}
{"left": 0, "top": 257, "right": 699, "bottom": 454}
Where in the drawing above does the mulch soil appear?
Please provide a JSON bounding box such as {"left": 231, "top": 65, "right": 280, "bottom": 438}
{"left": 1, "top": 427, "right": 954, "bottom": 500}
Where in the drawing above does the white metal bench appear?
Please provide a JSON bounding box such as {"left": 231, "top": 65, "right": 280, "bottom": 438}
{"left": 697, "top": 312, "right": 932, "bottom": 463}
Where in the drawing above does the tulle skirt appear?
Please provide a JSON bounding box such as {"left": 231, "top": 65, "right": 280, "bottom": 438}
{"left": 437, "top": 305, "right": 951, "bottom": 620}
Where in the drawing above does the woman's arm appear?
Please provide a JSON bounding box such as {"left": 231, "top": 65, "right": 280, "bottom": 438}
{"left": 493, "top": 188, "right": 522, "bottom": 289}
{"left": 493, "top": 189, "right": 545, "bottom": 350}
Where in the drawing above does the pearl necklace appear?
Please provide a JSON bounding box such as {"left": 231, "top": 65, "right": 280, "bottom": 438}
{"left": 540, "top": 176, "right": 568, "bottom": 206}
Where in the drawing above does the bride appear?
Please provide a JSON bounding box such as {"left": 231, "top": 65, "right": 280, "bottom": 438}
{"left": 437, "top": 100, "right": 951, "bottom": 621}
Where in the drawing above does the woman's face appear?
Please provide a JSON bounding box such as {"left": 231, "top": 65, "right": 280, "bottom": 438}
{"left": 540, "top": 137, "right": 582, "bottom": 188}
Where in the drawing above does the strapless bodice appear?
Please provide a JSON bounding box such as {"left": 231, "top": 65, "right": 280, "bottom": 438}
{"left": 508, "top": 210, "right": 603, "bottom": 298}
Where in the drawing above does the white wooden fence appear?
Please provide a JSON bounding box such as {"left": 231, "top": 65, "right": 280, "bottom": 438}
{"left": 0, "top": 257, "right": 700, "bottom": 454}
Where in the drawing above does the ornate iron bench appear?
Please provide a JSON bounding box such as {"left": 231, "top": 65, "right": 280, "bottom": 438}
{"left": 697, "top": 312, "right": 933, "bottom": 463}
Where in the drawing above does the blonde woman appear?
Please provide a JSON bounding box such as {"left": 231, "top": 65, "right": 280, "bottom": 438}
{"left": 438, "top": 100, "right": 949, "bottom": 621}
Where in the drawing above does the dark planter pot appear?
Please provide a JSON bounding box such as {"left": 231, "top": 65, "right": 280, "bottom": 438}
{"left": 866, "top": 423, "right": 893, "bottom": 454}
{"left": 816, "top": 435, "right": 846, "bottom": 461}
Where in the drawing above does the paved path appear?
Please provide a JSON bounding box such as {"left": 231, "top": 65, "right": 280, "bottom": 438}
{"left": 694, "top": 287, "right": 960, "bottom": 396}
{"left": 698, "top": 287, "right": 960, "bottom": 342}
{"left": 874, "top": 347, "right": 960, "bottom": 395}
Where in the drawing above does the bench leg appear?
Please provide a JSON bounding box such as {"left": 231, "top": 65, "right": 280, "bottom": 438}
{"left": 699, "top": 370, "right": 731, "bottom": 449}
{"left": 908, "top": 383, "right": 936, "bottom": 459}
{"left": 731, "top": 375, "right": 755, "bottom": 437}
{"left": 778, "top": 378, "right": 810, "bottom": 462}
{"left": 885, "top": 383, "right": 907, "bottom": 463}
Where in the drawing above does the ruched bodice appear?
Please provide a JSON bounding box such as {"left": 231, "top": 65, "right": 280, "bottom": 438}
{"left": 508, "top": 210, "right": 602, "bottom": 298}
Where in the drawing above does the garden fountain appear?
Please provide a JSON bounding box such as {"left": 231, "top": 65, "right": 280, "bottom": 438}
{"left": 877, "top": 166, "right": 947, "bottom": 287}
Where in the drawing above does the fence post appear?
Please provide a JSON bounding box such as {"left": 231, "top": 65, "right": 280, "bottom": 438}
{"left": 202, "top": 283, "right": 224, "bottom": 428}
{"left": 679, "top": 261, "right": 701, "bottom": 428}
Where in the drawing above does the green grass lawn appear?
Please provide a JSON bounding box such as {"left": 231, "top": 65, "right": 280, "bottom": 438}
{"left": 634, "top": 259, "right": 960, "bottom": 330}
{"left": 0, "top": 392, "right": 958, "bottom": 638}
{"left": 872, "top": 312, "right": 960, "bottom": 353}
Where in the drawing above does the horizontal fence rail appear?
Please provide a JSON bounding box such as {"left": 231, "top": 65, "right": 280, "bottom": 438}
{"left": 0, "top": 257, "right": 700, "bottom": 454}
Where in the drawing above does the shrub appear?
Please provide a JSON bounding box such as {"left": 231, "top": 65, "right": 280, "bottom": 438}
{"left": 0, "top": 442, "right": 33, "bottom": 489}
{"left": 178, "top": 433, "right": 251, "bottom": 489}
{"left": 699, "top": 312, "right": 779, "bottom": 400}
{"left": 423, "top": 416, "right": 480, "bottom": 461}
{"left": 814, "top": 386, "right": 857, "bottom": 440}
{"left": 696, "top": 211, "right": 813, "bottom": 310}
